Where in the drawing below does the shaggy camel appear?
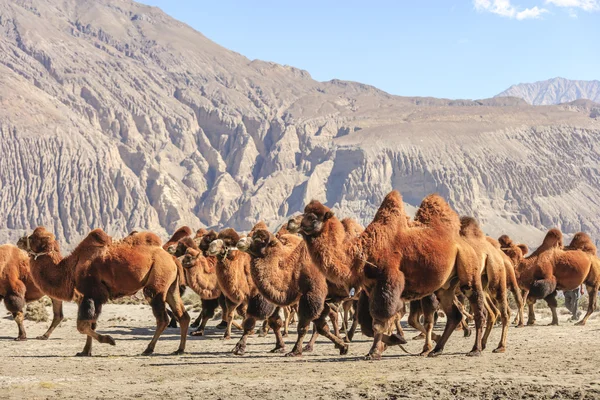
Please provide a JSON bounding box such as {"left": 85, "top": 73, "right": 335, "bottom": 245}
{"left": 169, "top": 237, "right": 223, "bottom": 336}
{"left": 0, "top": 245, "right": 64, "bottom": 341}
{"left": 163, "top": 226, "right": 194, "bottom": 328}
{"left": 237, "top": 228, "right": 349, "bottom": 356}
{"left": 508, "top": 229, "right": 600, "bottom": 326}
{"left": 299, "top": 191, "right": 485, "bottom": 360}
{"left": 18, "top": 227, "right": 189, "bottom": 356}
{"left": 459, "top": 217, "right": 510, "bottom": 353}
{"left": 204, "top": 228, "right": 286, "bottom": 355}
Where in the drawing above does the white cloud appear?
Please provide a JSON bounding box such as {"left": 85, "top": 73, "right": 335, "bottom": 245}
{"left": 569, "top": 9, "right": 579, "bottom": 17}
{"left": 474, "top": 0, "right": 548, "bottom": 19}
{"left": 545, "top": 0, "right": 600, "bottom": 11}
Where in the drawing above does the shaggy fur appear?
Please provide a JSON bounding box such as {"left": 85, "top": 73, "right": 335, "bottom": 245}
{"left": 564, "top": 232, "right": 597, "bottom": 256}
{"left": 204, "top": 228, "right": 285, "bottom": 355}
{"left": 300, "top": 191, "right": 486, "bottom": 360}
{"left": 0, "top": 244, "right": 64, "bottom": 340}
{"left": 18, "top": 227, "right": 189, "bottom": 356}
{"left": 237, "top": 229, "right": 348, "bottom": 356}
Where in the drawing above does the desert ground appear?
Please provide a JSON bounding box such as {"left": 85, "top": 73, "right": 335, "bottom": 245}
{"left": 1, "top": 300, "right": 599, "bottom": 400}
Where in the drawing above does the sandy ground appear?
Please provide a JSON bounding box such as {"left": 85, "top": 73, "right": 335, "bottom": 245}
{"left": 0, "top": 302, "right": 599, "bottom": 400}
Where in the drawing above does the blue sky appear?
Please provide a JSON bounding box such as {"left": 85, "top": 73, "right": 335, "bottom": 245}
{"left": 138, "top": 0, "right": 599, "bottom": 99}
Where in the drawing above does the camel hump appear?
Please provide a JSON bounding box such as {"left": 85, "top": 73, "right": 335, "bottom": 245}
{"left": 530, "top": 229, "right": 563, "bottom": 257}
{"left": 459, "top": 216, "right": 484, "bottom": 238}
{"left": 341, "top": 218, "right": 364, "bottom": 236}
{"left": 167, "top": 226, "right": 192, "bottom": 244}
{"left": 86, "top": 229, "right": 112, "bottom": 246}
{"left": 219, "top": 228, "right": 241, "bottom": 245}
{"left": 195, "top": 228, "right": 209, "bottom": 239}
{"left": 414, "top": 194, "right": 460, "bottom": 233}
{"left": 498, "top": 235, "right": 513, "bottom": 248}
{"left": 565, "top": 232, "right": 597, "bottom": 256}
{"left": 179, "top": 237, "right": 198, "bottom": 250}
{"left": 371, "top": 190, "right": 407, "bottom": 225}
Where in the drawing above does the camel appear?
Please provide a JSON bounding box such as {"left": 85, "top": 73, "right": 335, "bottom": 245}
{"left": 0, "top": 245, "right": 64, "bottom": 341}
{"left": 203, "top": 228, "right": 286, "bottom": 355}
{"left": 17, "top": 227, "right": 189, "bottom": 356}
{"left": 237, "top": 228, "right": 349, "bottom": 356}
{"left": 508, "top": 229, "right": 600, "bottom": 326}
{"left": 299, "top": 191, "right": 485, "bottom": 360}
{"left": 459, "top": 217, "right": 510, "bottom": 353}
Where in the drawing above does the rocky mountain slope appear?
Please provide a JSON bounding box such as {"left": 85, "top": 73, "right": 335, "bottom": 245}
{"left": 496, "top": 77, "right": 600, "bottom": 105}
{"left": 1, "top": 0, "right": 600, "bottom": 249}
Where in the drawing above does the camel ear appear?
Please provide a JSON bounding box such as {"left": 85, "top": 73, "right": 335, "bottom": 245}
{"left": 518, "top": 244, "right": 529, "bottom": 255}
{"left": 324, "top": 211, "right": 334, "bottom": 221}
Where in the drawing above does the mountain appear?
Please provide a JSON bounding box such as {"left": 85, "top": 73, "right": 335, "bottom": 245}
{"left": 1, "top": 0, "right": 600, "bottom": 249}
{"left": 496, "top": 77, "right": 600, "bottom": 105}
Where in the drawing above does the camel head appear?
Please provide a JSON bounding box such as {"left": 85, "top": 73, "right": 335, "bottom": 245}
{"left": 197, "top": 230, "right": 217, "bottom": 254}
{"left": 17, "top": 227, "right": 60, "bottom": 259}
{"left": 498, "top": 235, "right": 513, "bottom": 248}
{"left": 300, "top": 200, "right": 335, "bottom": 238}
{"left": 207, "top": 229, "right": 240, "bottom": 258}
{"left": 284, "top": 215, "right": 303, "bottom": 235}
{"left": 237, "top": 229, "right": 277, "bottom": 257}
{"left": 169, "top": 237, "right": 198, "bottom": 258}
{"left": 181, "top": 248, "right": 201, "bottom": 269}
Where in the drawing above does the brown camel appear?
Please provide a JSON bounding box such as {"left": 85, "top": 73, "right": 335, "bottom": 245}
{"left": 299, "top": 191, "right": 485, "bottom": 360}
{"left": 510, "top": 229, "right": 600, "bottom": 326}
{"left": 203, "top": 228, "right": 286, "bottom": 355}
{"left": 498, "top": 235, "right": 534, "bottom": 324}
{"left": 459, "top": 217, "right": 510, "bottom": 353}
{"left": 17, "top": 227, "right": 190, "bottom": 356}
{"left": 237, "top": 228, "right": 349, "bottom": 356}
{"left": 0, "top": 245, "right": 64, "bottom": 341}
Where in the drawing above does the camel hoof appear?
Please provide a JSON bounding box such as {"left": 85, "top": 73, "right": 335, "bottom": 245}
{"left": 285, "top": 351, "right": 302, "bottom": 357}
{"left": 346, "top": 332, "right": 354, "bottom": 342}
{"left": 232, "top": 345, "right": 246, "bottom": 356}
{"left": 344, "top": 336, "right": 351, "bottom": 343}
{"left": 190, "top": 330, "right": 204, "bottom": 337}
{"left": 412, "top": 333, "right": 425, "bottom": 341}
{"left": 14, "top": 337, "right": 27, "bottom": 342}
{"left": 215, "top": 321, "right": 227, "bottom": 329}
{"left": 463, "top": 328, "right": 472, "bottom": 338}
{"left": 515, "top": 324, "right": 524, "bottom": 329}
{"left": 282, "top": 332, "right": 289, "bottom": 338}
{"left": 270, "top": 347, "right": 286, "bottom": 354}
{"left": 467, "top": 350, "right": 481, "bottom": 357}
{"left": 428, "top": 349, "right": 443, "bottom": 358}
{"left": 102, "top": 335, "right": 116, "bottom": 346}
{"left": 574, "top": 321, "right": 586, "bottom": 326}
{"left": 168, "top": 321, "right": 178, "bottom": 329}
{"left": 190, "top": 321, "right": 200, "bottom": 328}
{"left": 75, "top": 352, "right": 92, "bottom": 357}
{"left": 547, "top": 322, "right": 559, "bottom": 326}
{"left": 222, "top": 335, "right": 231, "bottom": 340}
{"left": 389, "top": 333, "right": 407, "bottom": 345}
{"left": 527, "top": 321, "right": 536, "bottom": 326}
{"left": 36, "top": 335, "right": 49, "bottom": 340}
{"left": 302, "top": 345, "right": 314, "bottom": 353}
{"left": 493, "top": 347, "right": 506, "bottom": 353}
{"left": 171, "top": 349, "right": 185, "bottom": 356}
{"left": 338, "top": 344, "right": 349, "bottom": 355}
{"left": 142, "top": 349, "right": 154, "bottom": 356}
{"left": 364, "top": 352, "right": 382, "bottom": 361}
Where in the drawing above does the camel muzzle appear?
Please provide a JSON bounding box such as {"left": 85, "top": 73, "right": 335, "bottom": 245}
{"left": 236, "top": 237, "right": 251, "bottom": 252}
{"left": 207, "top": 239, "right": 224, "bottom": 257}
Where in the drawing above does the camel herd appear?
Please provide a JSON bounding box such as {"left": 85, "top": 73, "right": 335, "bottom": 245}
{"left": 1, "top": 190, "right": 598, "bottom": 359}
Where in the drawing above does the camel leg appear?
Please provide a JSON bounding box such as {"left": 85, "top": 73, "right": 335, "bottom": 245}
{"left": 303, "top": 323, "right": 319, "bottom": 352}
{"left": 482, "top": 292, "right": 498, "bottom": 351}
{"left": 315, "top": 303, "right": 348, "bottom": 355}
{"left": 545, "top": 291, "right": 559, "bottom": 326}
{"left": 512, "top": 287, "right": 525, "bottom": 328}
{"left": 576, "top": 285, "right": 597, "bottom": 326}
{"left": 287, "top": 318, "right": 310, "bottom": 357}
{"left": 408, "top": 300, "right": 426, "bottom": 340}
{"left": 166, "top": 284, "right": 190, "bottom": 355}
{"left": 191, "top": 298, "right": 219, "bottom": 336}
{"left": 142, "top": 293, "right": 170, "bottom": 355}
{"left": 76, "top": 298, "right": 114, "bottom": 356}
{"left": 428, "top": 288, "right": 462, "bottom": 357}
{"left": 232, "top": 316, "right": 256, "bottom": 356}
{"left": 223, "top": 299, "right": 239, "bottom": 340}
{"left": 215, "top": 294, "right": 228, "bottom": 329}
{"left": 341, "top": 300, "right": 350, "bottom": 334}
{"left": 4, "top": 293, "right": 27, "bottom": 341}
{"left": 267, "top": 308, "right": 286, "bottom": 353}
{"left": 190, "top": 313, "right": 203, "bottom": 329}
{"left": 282, "top": 306, "right": 291, "bottom": 337}
{"left": 526, "top": 293, "right": 537, "bottom": 325}
{"left": 420, "top": 294, "right": 438, "bottom": 356}
{"left": 38, "top": 299, "right": 64, "bottom": 340}
{"left": 465, "top": 285, "right": 485, "bottom": 357}
{"left": 345, "top": 300, "right": 359, "bottom": 342}
{"left": 328, "top": 303, "right": 341, "bottom": 338}
{"left": 493, "top": 290, "right": 510, "bottom": 353}
{"left": 259, "top": 319, "right": 269, "bottom": 337}
{"left": 394, "top": 313, "right": 404, "bottom": 339}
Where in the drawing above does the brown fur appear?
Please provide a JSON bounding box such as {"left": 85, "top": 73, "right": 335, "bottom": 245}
{"left": 205, "top": 227, "right": 285, "bottom": 355}
{"left": 515, "top": 229, "right": 600, "bottom": 326}
{"left": 195, "top": 228, "right": 209, "bottom": 239}
{"left": 18, "top": 227, "right": 190, "bottom": 356}
{"left": 163, "top": 226, "right": 192, "bottom": 250}
{"left": 564, "top": 232, "right": 597, "bottom": 256}
{"left": 120, "top": 231, "right": 162, "bottom": 247}
{"left": 0, "top": 245, "right": 64, "bottom": 340}
{"left": 300, "top": 191, "right": 486, "bottom": 360}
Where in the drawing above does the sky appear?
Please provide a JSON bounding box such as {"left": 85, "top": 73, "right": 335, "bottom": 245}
{"left": 137, "top": 0, "right": 599, "bottom": 100}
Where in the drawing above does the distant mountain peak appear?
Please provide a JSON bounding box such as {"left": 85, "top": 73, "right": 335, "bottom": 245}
{"left": 495, "top": 77, "right": 600, "bottom": 105}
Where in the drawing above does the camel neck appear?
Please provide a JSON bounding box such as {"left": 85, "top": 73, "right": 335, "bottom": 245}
{"left": 28, "top": 250, "right": 76, "bottom": 301}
